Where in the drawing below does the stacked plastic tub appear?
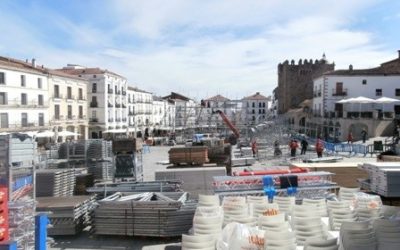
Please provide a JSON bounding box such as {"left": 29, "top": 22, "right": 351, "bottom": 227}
{"left": 184, "top": 194, "right": 223, "bottom": 249}
{"left": 339, "top": 221, "right": 377, "bottom": 250}
{"left": 327, "top": 200, "right": 356, "bottom": 231}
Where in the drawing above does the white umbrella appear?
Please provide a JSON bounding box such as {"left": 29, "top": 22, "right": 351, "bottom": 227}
{"left": 58, "top": 131, "right": 80, "bottom": 137}
{"left": 35, "top": 131, "right": 55, "bottom": 138}
{"left": 336, "top": 98, "right": 355, "bottom": 104}
{"left": 346, "top": 96, "right": 376, "bottom": 104}
{"left": 374, "top": 97, "right": 400, "bottom": 115}
{"left": 22, "top": 131, "right": 38, "bottom": 138}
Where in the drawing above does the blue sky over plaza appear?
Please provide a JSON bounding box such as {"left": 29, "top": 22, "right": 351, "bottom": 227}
{"left": 1, "top": 0, "right": 399, "bottom": 99}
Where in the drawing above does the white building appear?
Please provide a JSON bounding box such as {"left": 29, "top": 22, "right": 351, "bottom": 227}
{"left": 241, "top": 92, "right": 270, "bottom": 125}
{"left": 313, "top": 51, "right": 400, "bottom": 118}
{"left": 127, "top": 86, "right": 153, "bottom": 138}
{"left": 58, "top": 65, "right": 128, "bottom": 138}
{"left": 0, "top": 57, "right": 50, "bottom": 132}
{"left": 199, "top": 94, "right": 242, "bottom": 131}
{"left": 47, "top": 70, "right": 89, "bottom": 140}
{"left": 163, "top": 92, "right": 197, "bottom": 131}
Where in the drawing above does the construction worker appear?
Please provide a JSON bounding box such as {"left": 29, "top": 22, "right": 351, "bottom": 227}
{"left": 274, "top": 140, "right": 281, "bottom": 156}
{"left": 289, "top": 139, "right": 299, "bottom": 157}
{"left": 300, "top": 138, "right": 308, "bottom": 155}
{"left": 251, "top": 139, "right": 258, "bottom": 157}
{"left": 315, "top": 137, "right": 324, "bottom": 158}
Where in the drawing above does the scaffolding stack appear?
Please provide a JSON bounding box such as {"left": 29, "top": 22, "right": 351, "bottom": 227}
{"left": 86, "top": 140, "right": 114, "bottom": 182}
{"left": 36, "top": 169, "right": 76, "bottom": 197}
{"left": 0, "top": 134, "right": 36, "bottom": 250}
{"left": 93, "top": 192, "right": 196, "bottom": 237}
{"left": 36, "top": 195, "right": 96, "bottom": 236}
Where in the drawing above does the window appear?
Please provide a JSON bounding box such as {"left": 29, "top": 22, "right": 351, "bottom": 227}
{"left": 252, "top": 102, "right": 255, "bottom": 108}
{"left": 67, "top": 86, "right": 72, "bottom": 99}
{"left": 396, "top": 89, "right": 400, "bottom": 96}
{"left": 38, "top": 78, "right": 42, "bottom": 88}
{"left": 92, "top": 83, "right": 97, "bottom": 93}
{"left": 362, "top": 79, "right": 367, "bottom": 85}
{"left": 259, "top": 103, "right": 262, "bottom": 108}
{"left": 54, "top": 105, "right": 60, "bottom": 119}
{"left": 79, "top": 88, "right": 83, "bottom": 100}
{"left": 0, "top": 92, "right": 7, "bottom": 105}
{"left": 263, "top": 102, "right": 266, "bottom": 108}
{"left": 91, "top": 96, "right": 97, "bottom": 103}
{"left": 92, "top": 110, "right": 97, "bottom": 118}
{"left": 54, "top": 85, "right": 60, "bottom": 98}
{"left": 93, "top": 74, "right": 97, "bottom": 78}
{"left": 0, "top": 72, "right": 5, "bottom": 84}
{"left": 376, "top": 89, "right": 382, "bottom": 96}
{"left": 67, "top": 105, "right": 72, "bottom": 119}
{"left": 38, "top": 95, "right": 43, "bottom": 106}
{"left": 0, "top": 113, "right": 8, "bottom": 128}
{"left": 21, "top": 113, "right": 28, "bottom": 127}
{"left": 79, "top": 106, "right": 83, "bottom": 118}
{"left": 38, "top": 113, "right": 44, "bottom": 126}
{"left": 21, "top": 93, "right": 27, "bottom": 105}
{"left": 21, "top": 75, "right": 26, "bottom": 87}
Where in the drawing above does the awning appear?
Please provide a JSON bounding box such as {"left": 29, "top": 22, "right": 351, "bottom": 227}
{"left": 103, "top": 129, "right": 127, "bottom": 133}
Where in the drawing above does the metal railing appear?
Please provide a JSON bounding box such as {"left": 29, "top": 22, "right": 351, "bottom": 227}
{"left": 332, "top": 88, "right": 347, "bottom": 96}
{"left": 90, "top": 102, "right": 98, "bottom": 108}
{"left": 0, "top": 122, "right": 49, "bottom": 131}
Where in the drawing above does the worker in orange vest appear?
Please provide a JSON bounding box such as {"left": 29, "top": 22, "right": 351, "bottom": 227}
{"left": 289, "top": 139, "right": 299, "bottom": 157}
{"left": 251, "top": 139, "right": 258, "bottom": 157}
{"left": 315, "top": 137, "right": 324, "bottom": 158}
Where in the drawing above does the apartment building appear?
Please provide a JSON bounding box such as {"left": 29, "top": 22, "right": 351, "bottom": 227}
{"left": 127, "top": 86, "right": 153, "bottom": 137}
{"left": 47, "top": 70, "right": 89, "bottom": 140}
{"left": 0, "top": 57, "right": 50, "bottom": 132}
{"left": 58, "top": 65, "right": 128, "bottom": 138}
{"left": 241, "top": 92, "right": 270, "bottom": 125}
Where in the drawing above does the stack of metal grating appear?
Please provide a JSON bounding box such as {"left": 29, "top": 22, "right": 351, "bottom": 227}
{"left": 36, "top": 169, "right": 76, "bottom": 197}
{"left": 93, "top": 192, "right": 197, "bottom": 237}
{"left": 86, "top": 180, "right": 183, "bottom": 198}
{"left": 36, "top": 196, "right": 96, "bottom": 236}
{"left": 360, "top": 162, "right": 400, "bottom": 197}
{"left": 86, "top": 140, "right": 114, "bottom": 181}
{"left": 0, "top": 134, "right": 36, "bottom": 250}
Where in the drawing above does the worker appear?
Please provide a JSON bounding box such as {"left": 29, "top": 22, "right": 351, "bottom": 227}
{"left": 361, "top": 129, "right": 368, "bottom": 143}
{"left": 300, "top": 138, "right": 308, "bottom": 155}
{"left": 274, "top": 140, "right": 281, "bottom": 156}
{"left": 347, "top": 132, "right": 353, "bottom": 144}
{"left": 251, "top": 139, "right": 258, "bottom": 157}
{"left": 315, "top": 137, "right": 324, "bottom": 158}
{"left": 289, "top": 139, "right": 299, "bottom": 157}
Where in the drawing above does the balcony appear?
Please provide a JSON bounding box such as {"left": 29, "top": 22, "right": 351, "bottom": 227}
{"left": 122, "top": 118, "right": 127, "bottom": 122}
{"left": 78, "top": 115, "right": 86, "bottom": 120}
{"left": 90, "top": 102, "right": 98, "bottom": 108}
{"left": 89, "top": 118, "right": 98, "bottom": 122}
{"left": 67, "top": 115, "right": 74, "bottom": 120}
{"left": 108, "top": 118, "right": 114, "bottom": 122}
{"left": 116, "top": 90, "right": 121, "bottom": 95}
{"left": 122, "top": 90, "right": 126, "bottom": 95}
{"left": 108, "top": 88, "right": 113, "bottom": 94}
{"left": 332, "top": 88, "right": 347, "bottom": 96}
{"left": 115, "top": 103, "right": 121, "bottom": 108}
{"left": 78, "top": 96, "right": 86, "bottom": 101}
{"left": 115, "top": 118, "right": 121, "bottom": 122}
{"left": 1, "top": 100, "right": 49, "bottom": 108}
{"left": 122, "top": 103, "right": 126, "bottom": 108}
{"left": 66, "top": 95, "right": 75, "bottom": 101}
{"left": 128, "top": 111, "right": 134, "bottom": 116}
{"left": 53, "top": 94, "right": 63, "bottom": 99}
{"left": 0, "top": 122, "right": 49, "bottom": 132}
{"left": 108, "top": 102, "right": 113, "bottom": 108}
{"left": 313, "top": 91, "right": 322, "bottom": 97}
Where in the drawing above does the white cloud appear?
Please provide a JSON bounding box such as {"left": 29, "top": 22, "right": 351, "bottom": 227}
{"left": 0, "top": 0, "right": 396, "bottom": 99}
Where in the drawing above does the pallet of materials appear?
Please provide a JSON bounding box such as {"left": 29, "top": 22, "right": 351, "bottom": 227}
{"left": 168, "top": 146, "right": 209, "bottom": 166}
{"left": 36, "top": 196, "right": 96, "bottom": 236}
{"left": 360, "top": 162, "right": 400, "bottom": 197}
{"left": 36, "top": 169, "right": 76, "bottom": 197}
{"left": 93, "top": 192, "right": 196, "bottom": 237}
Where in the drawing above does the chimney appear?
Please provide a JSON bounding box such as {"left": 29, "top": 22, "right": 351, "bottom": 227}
{"left": 256, "top": 92, "right": 260, "bottom": 95}
{"left": 349, "top": 64, "right": 353, "bottom": 71}
{"left": 31, "top": 58, "right": 36, "bottom": 67}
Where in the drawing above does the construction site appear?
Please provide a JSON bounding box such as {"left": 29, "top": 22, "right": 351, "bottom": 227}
{"left": 1, "top": 109, "right": 400, "bottom": 250}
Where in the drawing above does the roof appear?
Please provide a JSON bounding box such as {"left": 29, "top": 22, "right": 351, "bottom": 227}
{"left": 0, "top": 56, "right": 47, "bottom": 75}
{"left": 127, "top": 86, "right": 152, "bottom": 94}
{"left": 324, "top": 57, "right": 400, "bottom": 76}
{"left": 162, "top": 92, "right": 192, "bottom": 101}
{"left": 205, "top": 94, "right": 230, "bottom": 102}
{"left": 47, "top": 69, "right": 88, "bottom": 81}
{"left": 56, "top": 67, "right": 125, "bottom": 79}
{"left": 242, "top": 92, "right": 269, "bottom": 101}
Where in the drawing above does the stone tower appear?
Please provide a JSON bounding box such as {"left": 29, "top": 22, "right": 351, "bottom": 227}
{"left": 277, "top": 55, "right": 334, "bottom": 114}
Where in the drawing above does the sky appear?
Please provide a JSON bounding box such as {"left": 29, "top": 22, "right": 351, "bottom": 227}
{"left": 0, "top": 0, "right": 399, "bottom": 100}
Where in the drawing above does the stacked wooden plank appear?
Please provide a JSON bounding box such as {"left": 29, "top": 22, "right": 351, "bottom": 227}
{"left": 168, "top": 146, "right": 209, "bottom": 165}
{"left": 36, "top": 196, "right": 96, "bottom": 236}
{"left": 36, "top": 169, "right": 76, "bottom": 197}
{"left": 93, "top": 192, "right": 196, "bottom": 237}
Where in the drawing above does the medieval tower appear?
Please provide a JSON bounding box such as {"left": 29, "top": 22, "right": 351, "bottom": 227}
{"left": 277, "top": 55, "right": 335, "bottom": 114}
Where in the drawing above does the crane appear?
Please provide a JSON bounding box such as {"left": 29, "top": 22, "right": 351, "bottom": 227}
{"left": 212, "top": 109, "right": 240, "bottom": 145}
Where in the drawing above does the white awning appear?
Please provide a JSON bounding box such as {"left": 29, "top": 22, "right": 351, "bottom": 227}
{"left": 103, "top": 129, "right": 127, "bottom": 133}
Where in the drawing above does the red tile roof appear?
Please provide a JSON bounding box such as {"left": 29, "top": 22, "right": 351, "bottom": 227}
{"left": 205, "top": 94, "right": 230, "bottom": 102}
{"left": 242, "top": 92, "right": 269, "bottom": 100}
{"left": 0, "top": 56, "right": 47, "bottom": 74}
{"left": 56, "top": 67, "right": 125, "bottom": 78}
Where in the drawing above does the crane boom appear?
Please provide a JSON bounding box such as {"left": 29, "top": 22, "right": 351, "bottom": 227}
{"left": 214, "top": 110, "right": 240, "bottom": 138}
